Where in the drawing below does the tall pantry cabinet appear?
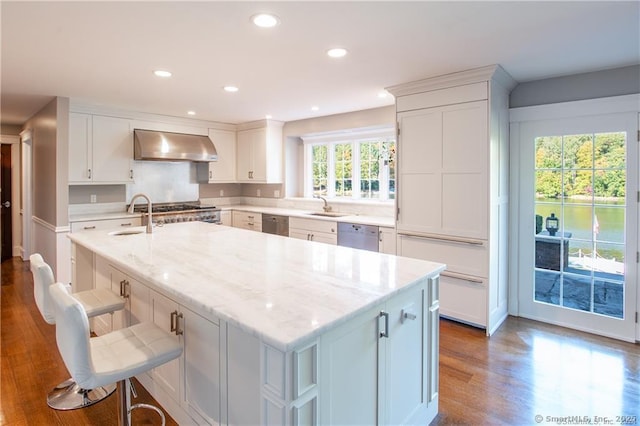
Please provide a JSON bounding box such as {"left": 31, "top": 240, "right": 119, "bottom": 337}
{"left": 387, "top": 65, "right": 516, "bottom": 335}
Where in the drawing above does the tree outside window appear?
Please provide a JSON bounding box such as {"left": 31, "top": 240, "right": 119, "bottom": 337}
{"left": 335, "top": 143, "right": 353, "bottom": 197}
{"left": 312, "top": 145, "right": 328, "bottom": 195}
{"left": 306, "top": 134, "right": 395, "bottom": 200}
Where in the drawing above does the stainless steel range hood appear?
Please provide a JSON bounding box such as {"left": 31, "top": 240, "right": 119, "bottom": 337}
{"left": 133, "top": 129, "right": 217, "bottom": 162}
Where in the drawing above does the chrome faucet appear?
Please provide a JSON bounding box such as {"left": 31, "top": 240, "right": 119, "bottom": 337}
{"left": 128, "top": 193, "right": 153, "bottom": 233}
{"left": 313, "top": 194, "right": 332, "bottom": 212}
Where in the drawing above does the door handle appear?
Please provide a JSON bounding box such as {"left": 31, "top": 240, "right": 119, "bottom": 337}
{"left": 2, "top": 201, "right": 10, "bottom": 208}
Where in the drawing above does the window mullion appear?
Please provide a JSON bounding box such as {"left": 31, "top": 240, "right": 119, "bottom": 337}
{"left": 353, "top": 141, "right": 361, "bottom": 199}
{"left": 327, "top": 142, "right": 336, "bottom": 198}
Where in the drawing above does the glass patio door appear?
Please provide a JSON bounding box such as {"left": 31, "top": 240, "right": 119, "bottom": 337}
{"left": 517, "top": 112, "right": 638, "bottom": 342}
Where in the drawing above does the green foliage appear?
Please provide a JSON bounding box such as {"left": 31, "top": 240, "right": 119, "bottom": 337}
{"left": 535, "top": 132, "right": 626, "bottom": 199}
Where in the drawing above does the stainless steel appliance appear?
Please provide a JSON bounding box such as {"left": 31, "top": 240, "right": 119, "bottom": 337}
{"left": 262, "top": 214, "right": 289, "bottom": 236}
{"left": 131, "top": 201, "right": 221, "bottom": 226}
{"left": 133, "top": 129, "right": 217, "bottom": 162}
{"left": 337, "top": 222, "right": 379, "bottom": 252}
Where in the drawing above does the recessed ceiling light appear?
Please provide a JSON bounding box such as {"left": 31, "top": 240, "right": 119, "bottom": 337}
{"left": 378, "top": 91, "right": 389, "bottom": 99}
{"left": 187, "top": 111, "right": 196, "bottom": 116}
{"left": 223, "top": 86, "right": 239, "bottom": 93}
{"left": 265, "top": 114, "right": 273, "bottom": 119}
{"left": 153, "top": 70, "right": 172, "bottom": 78}
{"left": 311, "top": 106, "right": 319, "bottom": 112}
{"left": 252, "top": 13, "right": 280, "bottom": 28}
{"left": 327, "top": 48, "right": 348, "bottom": 58}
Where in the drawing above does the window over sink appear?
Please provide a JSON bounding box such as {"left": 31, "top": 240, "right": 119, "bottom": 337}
{"left": 303, "top": 127, "right": 395, "bottom": 201}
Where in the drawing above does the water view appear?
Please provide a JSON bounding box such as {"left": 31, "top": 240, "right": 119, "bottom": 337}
{"left": 533, "top": 131, "right": 627, "bottom": 319}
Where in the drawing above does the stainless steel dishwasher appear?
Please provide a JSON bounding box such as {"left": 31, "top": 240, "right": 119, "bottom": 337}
{"left": 337, "top": 222, "right": 379, "bottom": 252}
{"left": 262, "top": 214, "right": 289, "bottom": 236}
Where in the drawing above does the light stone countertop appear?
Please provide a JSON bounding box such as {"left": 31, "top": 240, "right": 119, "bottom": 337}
{"left": 68, "top": 222, "right": 444, "bottom": 351}
{"left": 70, "top": 204, "right": 395, "bottom": 227}
{"left": 221, "top": 204, "right": 395, "bottom": 227}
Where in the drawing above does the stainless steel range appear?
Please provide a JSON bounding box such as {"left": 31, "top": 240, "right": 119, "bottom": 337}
{"left": 130, "top": 201, "right": 221, "bottom": 226}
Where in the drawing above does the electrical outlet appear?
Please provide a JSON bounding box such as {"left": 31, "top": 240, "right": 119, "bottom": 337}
{"left": 257, "top": 189, "right": 261, "bottom": 197}
{"left": 274, "top": 190, "right": 280, "bottom": 198}
{"left": 219, "top": 189, "right": 224, "bottom": 197}
{"left": 90, "top": 194, "right": 97, "bottom": 203}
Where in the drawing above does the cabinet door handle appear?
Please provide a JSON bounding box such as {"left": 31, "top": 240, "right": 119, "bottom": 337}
{"left": 170, "top": 310, "right": 178, "bottom": 334}
{"left": 441, "top": 271, "right": 484, "bottom": 284}
{"left": 120, "top": 223, "right": 132, "bottom": 227}
{"left": 176, "top": 312, "right": 184, "bottom": 336}
{"left": 119, "top": 280, "right": 130, "bottom": 298}
{"left": 123, "top": 280, "right": 130, "bottom": 299}
{"left": 402, "top": 310, "right": 417, "bottom": 322}
{"left": 209, "top": 170, "right": 212, "bottom": 179}
{"left": 397, "top": 231, "right": 485, "bottom": 246}
{"left": 379, "top": 230, "right": 383, "bottom": 242}
{"left": 170, "top": 311, "right": 184, "bottom": 336}
{"left": 83, "top": 225, "right": 96, "bottom": 230}
{"left": 379, "top": 311, "right": 389, "bottom": 338}
{"left": 87, "top": 168, "right": 92, "bottom": 179}
{"left": 129, "top": 169, "right": 134, "bottom": 179}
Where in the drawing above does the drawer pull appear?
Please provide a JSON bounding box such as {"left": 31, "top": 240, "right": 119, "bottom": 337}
{"left": 83, "top": 225, "right": 96, "bottom": 230}
{"left": 398, "top": 231, "right": 485, "bottom": 246}
{"left": 120, "top": 223, "right": 132, "bottom": 227}
{"left": 441, "top": 271, "right": 484, "bottom": 284}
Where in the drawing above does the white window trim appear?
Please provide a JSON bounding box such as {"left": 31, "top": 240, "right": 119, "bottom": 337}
{"left": 302, "top": 127, "right": 395, "bottom": 200}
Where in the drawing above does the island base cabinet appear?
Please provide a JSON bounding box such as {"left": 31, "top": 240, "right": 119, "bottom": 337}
{"left": 227, "top": 325, "right": 320, "bottom": 426}
{"left": 150, "top": 289, "right": 222, "bottom": 425}
{"left": 318, "top": 278, "right": 438, "bottom": 426}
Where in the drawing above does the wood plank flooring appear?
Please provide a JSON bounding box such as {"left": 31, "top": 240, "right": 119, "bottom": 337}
{"left": 2, "top": 256, "right": 639, "bottom": 425}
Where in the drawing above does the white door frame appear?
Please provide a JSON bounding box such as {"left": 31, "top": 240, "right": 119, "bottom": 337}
{"left": 20, "top": 129, "right": 33, "bottom": 260}
{"left": 509, "top": 94, "right": 640, "bottom": 342}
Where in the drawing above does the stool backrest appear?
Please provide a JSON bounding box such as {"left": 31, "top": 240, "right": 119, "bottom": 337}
{"left": 49, "top": 282, "right": 93, "bottom": 388}
{"left": 29, "top": 253, "right": 56, "bottom": 324}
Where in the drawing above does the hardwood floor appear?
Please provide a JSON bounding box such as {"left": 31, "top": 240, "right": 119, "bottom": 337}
{"left": 1, "top": 257, "right": 177, "bottom": 425}
{"left": 2, "top": 256, "right": 639, "bottom": 425}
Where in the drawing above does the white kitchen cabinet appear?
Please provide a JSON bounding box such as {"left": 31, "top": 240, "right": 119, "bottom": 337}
{"left": 110, "top": 266, "right": 149, "bottom": 330}
{"left": 68, "top": 113, "right": 134, "bottom": 184}
{"left": 69, "top": 112, "right": 92, "bottom": 183}
{"left": 236, "top": 120, "right": 283, "bottom": 183}
{"left": 197, "top": 128, "right": 237, "bottom": 183}
{"left": 388, "top": 65, "right": 515, "bottom": 335}
{"left": 150, "top": 289, "right": 222, "bottom": 425}
{"left": 78, "top": 255, "right": 148, "bottom": 336}
{"left": 220, "top": 210, "right": 232, "bottom": 226}
{"left": 92, "top": 255, "right": 115, "bottom": 336}
{"left": 70, "top": 216, "right": 141, "bottom": 233}
{"left": 378, "top": 226, "right": 396, "bottom": 255}
{"left": 289, "top": 217, "right": 337, "bottom": 245}
{"left": 232, "top": 210, "right": 262, "bottom": 232}
{"left": 318, "top": 277, "right": 439, "bottom": 425}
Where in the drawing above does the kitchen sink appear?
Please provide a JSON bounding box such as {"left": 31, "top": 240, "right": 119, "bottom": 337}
{"left": 108, "top": 228, "right": 145, "bottom": 236}
{"left": 308, "top": 212, "right": 349, "bottom": 218}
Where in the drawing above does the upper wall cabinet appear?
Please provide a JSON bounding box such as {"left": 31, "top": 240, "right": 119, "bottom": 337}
{"left": 198, "top": 128, "right": 237, "bottom": 183}
{"left": 236, "top": 120, "right": 283, "bottom": 183}
{"left": 69, "top": 113, "right": 134, "bottom": 184}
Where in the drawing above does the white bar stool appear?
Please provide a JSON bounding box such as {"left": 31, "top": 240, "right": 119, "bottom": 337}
{"left": 30, "top": 253, "right": 126, "bottom": 410}
{"left": 49, "top": 282, "right": 183, "bottom": 425}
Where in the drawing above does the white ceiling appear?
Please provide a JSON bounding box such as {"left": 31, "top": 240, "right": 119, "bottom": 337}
{"left": 2, "top": 1, "right": 639, "bottom": 126}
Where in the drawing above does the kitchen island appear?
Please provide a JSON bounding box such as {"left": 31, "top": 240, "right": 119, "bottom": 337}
{"left": 69, "top": 222, "right": 445, "bottom": 425}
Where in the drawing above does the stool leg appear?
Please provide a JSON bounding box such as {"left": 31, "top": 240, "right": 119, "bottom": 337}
{"left": 47, "top": 378, "right": 116, "bottom": 410}
{"left": 116, "top": 379, "right": 130, "bottom": 426}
